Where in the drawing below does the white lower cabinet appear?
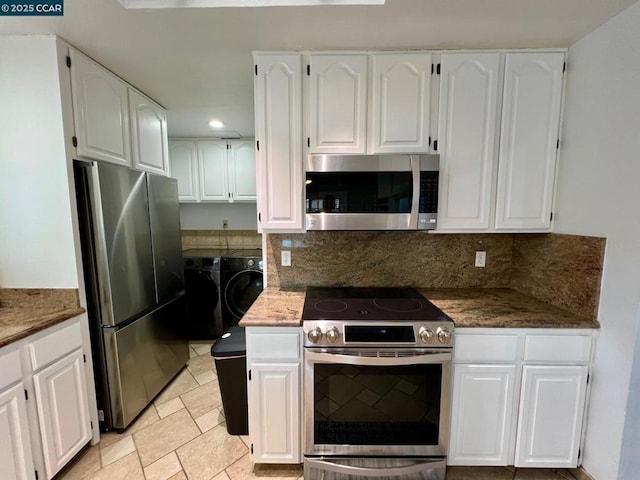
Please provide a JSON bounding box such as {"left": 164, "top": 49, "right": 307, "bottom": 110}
{"left": 246, "top": 327, "right": 301, "bottom": 464}
{"left": 448, "top": 329, "right": 593, "bottom": 468}
{"left": 0, "top": 315, "right": 94, "bottom": 480}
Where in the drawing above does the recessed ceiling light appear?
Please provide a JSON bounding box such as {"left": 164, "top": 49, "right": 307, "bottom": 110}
{"left": 209, "top": 120, "right": 225, "bottom": 129}
{"left": 118, "top": 0, "right": 384, "bottom": 8}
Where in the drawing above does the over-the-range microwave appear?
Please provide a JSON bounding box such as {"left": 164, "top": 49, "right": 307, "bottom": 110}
{"left": 305, "top": 154, "right": 439, "bottom": 231}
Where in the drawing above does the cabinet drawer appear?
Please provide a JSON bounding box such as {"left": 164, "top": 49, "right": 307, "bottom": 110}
{"left": 247, "top": 329, "right": 301, "bottom": 362}
{"left": 28, "top": 320, "right": 83, "bottom": 371}
{"left": 0, "top": 349, "right": 22, "bottom": 391}
{"left": 454, "top": 334, "right": 519, "bottom": 363}
{"left": 523, "top": 335, "right": 592, "bottom": 363}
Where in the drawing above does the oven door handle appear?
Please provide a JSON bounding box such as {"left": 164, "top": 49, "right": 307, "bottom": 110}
{"left": 305, "top": 349, "right": 451, "bottom": 366}
{"left": 305, "top": 457, "right": 446, "bottom": 477}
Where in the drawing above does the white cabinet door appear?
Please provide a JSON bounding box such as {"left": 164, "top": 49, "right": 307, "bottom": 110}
{"left": 69, "top": 49, "right": 131, "bottom": 166}
{"left": 369, "top": 54, "right": 432, "bottom": 153}
{"left": 248, "top": 363, "right": 300, "bottom": 464}
{"left": 437, "top": 53, "right": 501, "bottom": 230}
{"left": 168, "top": 140, "right": 199, "bottom": 202}
{"left": 129, "top": 89, "right": 169, "bottom": 176}
{"left": 495, "top": 53, "right": 565, "bottom": 231}
{"left": 449, "top": 364, "right": 517, "bottom": 466}
{"left": 33, "top": 349, "right": 92, "bottom": 479}
{"left": 309, "top": 55, "right": 368, "bottom": 154}
{"left": 254, "top": 54, "right": 304, "bottom": 230}
{"left": 515, "top": 365, "right": 588, "bottom": 468}
{"left": 228, "top": 140, "right": 257, "bottom": 202}
{"left": 198, "top": 140, "right": 228, "bottom": 202}
{"left": 0, "top": 383, "right": 35, "bottom": 480}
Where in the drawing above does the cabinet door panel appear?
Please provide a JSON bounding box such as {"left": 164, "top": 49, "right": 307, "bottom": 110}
{"left": 495, "top": 53, "right": 564, "bottom": 230}
{"left": 369, "top": 54, "right": 432, "bottom": 153}
{"left": 228, "top": 140, "right": 256, "bottom": 202}
{"left": 309, "top": 55, "right": 368, "bottom": 154}
{"left": 129, "top": 89, "right": 168, "bottom": 175}
{"left": 437, "top": 53, "right": 501, "bottom": 230}
{"left": 448, "top": 365, "right": 516, "bottom": 466}
{"left": 515, "top": 365, "right": 587, "bottom": 468}
{"left": 199, "top": 140, "right": 228, "bottom": 201}
{"left": 0, "top": 383, "right": 34, "bottom": 480}
{"left": 69, "top": 49, "right": 131, "bottom": 166}
{"left": 168, "top": 140, "right": 199, "bottom": 201}
{"left": 254, "top": 55, "right": 303, "bottom": 230}
{"left": 248, "top": 363, "right": 300, "bottom": 463}
{"left": 34, "top": 349, "right": 91, "bottom": 479}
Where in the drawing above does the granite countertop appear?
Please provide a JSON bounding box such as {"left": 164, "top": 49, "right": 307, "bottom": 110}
{"left": 239, "top": 287, "right": 599, "bottom": 329}
{"left": 239, "top": 288, "right": 306, "bottom": 327}
{"left": 0, "top": 289, "right": 85, "bottom": 348}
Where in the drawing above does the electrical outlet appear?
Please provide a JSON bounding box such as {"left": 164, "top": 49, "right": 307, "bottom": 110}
{"left": 475, "top": 251, "right": 486, "bottom": 268}
{"left": 281, "top": 250, "right": 292, "bottom": 266}
{"left": 222, "top": 219, "right": 229, "bottom": 229}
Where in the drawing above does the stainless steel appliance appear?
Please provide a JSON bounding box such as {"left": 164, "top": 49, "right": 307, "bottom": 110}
{"left": 221, "top": 249, "right": 264, "bottom": 330}
{"left": 305, "top": 155, "right": 439, "bottom": 231}
{"left": 183, "top": 249, "right": 230, "bottom": 339}
{"left": 74, "top": 161, "right": 189, "bottom": 431}
{"left": 302, "top": 287, "right": 454, "bottom": 480}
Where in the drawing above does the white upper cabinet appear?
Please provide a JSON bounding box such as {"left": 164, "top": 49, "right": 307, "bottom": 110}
{"left": 228, "top": 140, "right": 257, "bottom": 202}
{"left": 198, "top": 140, "right": 229, "bottom": 201}
{"left": 69, "top": 49, "right": 131, "bottom": 166}
{"left": 495, "top": 53, "right": 565, "bottom": 230}
{"left": 129, "top": 88, "right": 169, "bottom": 176}
{"left": 437, "top": 53, "right": 501, "bottom": 230}
{"left": 368, "top": 53, "right": 432, "bottom": 153}
{"left": 168, "top": 140, "right": 199, "bottom": 202}
{"left": 308, "top": 55, "right": 368, "bottom": 154}
{"left": 254, "top": 54, "right": 304, "bottom": 231}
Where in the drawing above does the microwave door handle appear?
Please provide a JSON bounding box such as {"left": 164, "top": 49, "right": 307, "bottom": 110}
{"left": 305, "top": 349, "right": 451, "bottom": 366}
{"left": 409, "top": 155, "right": 420, "bottom": 229}
{"left": 305, "top": 457, "right": 446, "bottom": 477}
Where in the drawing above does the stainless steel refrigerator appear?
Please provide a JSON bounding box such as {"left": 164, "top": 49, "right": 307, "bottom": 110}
{"left": 74, "top": 161, "right": 189, "bottom": 431}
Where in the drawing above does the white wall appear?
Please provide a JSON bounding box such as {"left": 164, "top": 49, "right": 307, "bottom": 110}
{"left": 554, "top": 2, "right": 640, "bottom": 478}
{"left": 179, "top": 202, "right": 258, "bottom": 230}
{"left": 0, "top": 36, "right": 78, "bottom": 288}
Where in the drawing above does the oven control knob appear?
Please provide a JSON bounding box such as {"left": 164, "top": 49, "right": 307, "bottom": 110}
{"left": 437, "top": 327, "right": 453, "bottom": 344}
{"left": 418, "top": 326, "right": 435, "bottom": 344}
{"left": 326, "top": 327, "right": 340, "bottom": 343}
{"left": 307, "top": 327, "right": 322, "bottom": 344}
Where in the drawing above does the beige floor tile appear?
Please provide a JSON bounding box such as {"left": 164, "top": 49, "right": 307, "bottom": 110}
{"left": 211, "top": 472, "right": 231, "bottom": 480}
{"left": 155, "top": 368, "right": 199, "bottom": 405}
{"left": 133, "top": 409, "right": 200, "bottom": 466}
{"left": 180, "top": 380, "right": 223, "bottom": 418}
{"left": 193, "top": 343, "right": 214, "bottom": 356}
{"left": 194, "top": 369, "right": 218, "bottom": 386}
{"left": 225, "top": 454, "right": 303, "bottom": 479}
{"left": 176, "top": 424, "right": 248, "bottom": 480}
{"left": 97, "top": 431, "right": 128, "bottom": 449}
{"left": 167, "top": 472, "right": 187, "bottom": 480}
{"left": 155, "top": 397, "right": 185, "bottom": 418}
{"left": 514, "top": 469, "right": 576, "bottom": 479}
{"left": 239, "top": 435, "right": 250, "bottom": 449}
{"left": 84, "top": 452, "right": 144, "bottom": 480}
{"left": 143, "top": 451, "right": 183, "bottom": 480}
{"left": 55, "top": 444, "right": 101, "bottom": 480}
{"left": 446, "top": 466, "right": 515, "bottom": 479}
{"left": 189, "top": 347, "right": 199, "bottom": 359}
{"left": 194, "top": 407, "right": 225, "bottom": 433}
{"left": 188, "top": 354, "right": 217, "bottom": 377}
{"left": 100, "top": 435, "right": 135, "bottom": 467}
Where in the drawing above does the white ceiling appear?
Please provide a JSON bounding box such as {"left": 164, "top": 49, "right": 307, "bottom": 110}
{"left": 0, "top": 0, "right": 636, "bottom": 138}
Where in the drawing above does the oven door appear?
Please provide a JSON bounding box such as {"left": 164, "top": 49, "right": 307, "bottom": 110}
{"left": 304, "top": 348, "right": 451, "bottom": 457}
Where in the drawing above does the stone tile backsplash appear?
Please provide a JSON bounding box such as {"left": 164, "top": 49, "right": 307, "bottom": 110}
{"left": 181, "top": 230, "right": 262, "bottom": 251}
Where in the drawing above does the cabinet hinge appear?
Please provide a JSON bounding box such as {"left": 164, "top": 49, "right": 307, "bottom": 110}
{"left": 587, "top": 373, "right": 590, "bottom": 384}
{"left": 256, "top": 140, "right": 259, "bottom": 151}
{"left": 251, "top": 443, "right": 254, "bottom": 454}
{"left": 307, "top": 137, "right": 310, "bottom": 148}
{"left": 578, "top": 448, "right": 582, "bottom": 459}
{"left": 563, "top": 61, "right": 567, "bottom": 73}
{"left": 307, "top": 64, "right": 310, "bottom": 76}
{"left": 436, "top": 63, "right": 441, "bottom": 75}
{"left": 24, "top": 389, "right": 28, "bottom": 401}
{"left": 72, "top": 136, "right": 78, "bottom": 147}
{"left": 550, "top": 212, "right": 553, "bottom": 221}
{"left": 428, "top": 136, "right": 431, "bottom": 147}
{"left": 258, "top": 213, "right": 261, "bottom": 223}
{"left": 254, "top": 64, "right": 258, "bottom": 76}
{"left": 83, "top": 354, "right": 87, "bottom": 363}
{"left": 90, "top": 421, "right": 94, "bottom": 429}
{"left": 35, "top": 470, "right": 39, "bottom": 480}
{"left": 248, "top": 369, "right": 252, "bottom": 381}
{"left": 66, "top": 55, "right": 71, "bottom": 68}
{"left": 433, "top": 140, "right": 438, "bottom": 152}
{"left": 557, "top": 139, "right": 560, "bottom": 149}
{"left": 431, "top": 64, "right": 434, "bottom": 75}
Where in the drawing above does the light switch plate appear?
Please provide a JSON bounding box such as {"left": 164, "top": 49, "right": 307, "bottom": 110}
{"left": 281, "top": 250, "right": 292, "bottom": 266}
{"left": 475, "top": 251, "right": 486, "bottom": 267}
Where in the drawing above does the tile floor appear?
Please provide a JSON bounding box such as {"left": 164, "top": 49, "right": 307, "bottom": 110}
{"left": 56, "top": 342, "right": 586, "bottom": 480}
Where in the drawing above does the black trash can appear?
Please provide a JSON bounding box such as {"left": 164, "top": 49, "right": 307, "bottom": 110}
{"left": 211, "top": 325, "right": 248, "bottom": 435}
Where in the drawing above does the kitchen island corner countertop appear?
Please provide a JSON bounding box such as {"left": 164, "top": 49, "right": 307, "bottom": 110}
{"left": 240, "top": 287, "right": 600, "bottom": 329}
{"left": 0, "top": 289, "right": 86, "bottom": 348}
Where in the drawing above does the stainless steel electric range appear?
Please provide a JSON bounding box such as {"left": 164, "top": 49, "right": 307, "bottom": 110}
{"left": 302, "top": 287, "right": 454, "bottom": 480}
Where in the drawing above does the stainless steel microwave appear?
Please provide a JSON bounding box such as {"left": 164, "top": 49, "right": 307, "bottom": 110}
{"left": 305, "top": 154, "right": 439, "bottom": 231}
